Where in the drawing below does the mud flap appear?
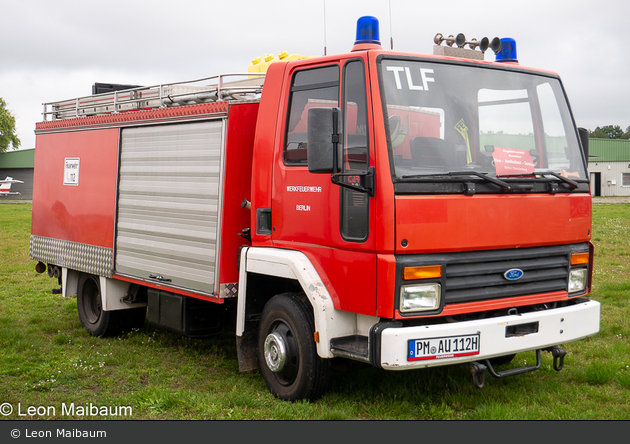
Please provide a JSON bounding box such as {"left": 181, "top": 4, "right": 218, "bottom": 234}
{"left": 237, "top": 331, "right": 260, "bottom": 372}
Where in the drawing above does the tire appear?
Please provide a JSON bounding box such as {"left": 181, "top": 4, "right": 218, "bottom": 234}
{"left": 77, "top": 274, "right": 145, "bottom": 337}
{"left": 258, "top": 292, "right": 330, "bottom": 401}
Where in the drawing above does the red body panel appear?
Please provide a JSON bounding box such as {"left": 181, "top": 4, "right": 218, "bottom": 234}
{"left": 31, "top": 129, "right": 120, "bottom": 248}
{"left": 32, "top": 102, "right": 240, "bottom": 301}
{"left": 377, "top": 254, "right": 397, "bottom": 318}
{"left": 395, "top": 193, "right": 591, "bottom": 254}
{"left": 218, "top": 102, "right": 259, "bottom": 286}
{"left": 251, "top": 62, "right": 287, "bottom": 247}
{"left": 266, "top": 57, "right": 378, "bottom": 316}
{"left": 368, "top": 51, "right": 397, "bottom": 256}
{"left": 31, "top": 103, "right": 231, "bottom": 252}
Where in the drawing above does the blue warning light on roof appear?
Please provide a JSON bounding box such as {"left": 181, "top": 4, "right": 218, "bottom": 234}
{"left": 496, "top": 38, "right": 518, "bottom": 63}
{"left": 355, "top": 16, "right": 380, "bottom": 45}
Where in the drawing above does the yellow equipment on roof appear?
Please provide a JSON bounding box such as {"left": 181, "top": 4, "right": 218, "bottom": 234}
{"left": 248, "top": 52, "right": 314, "bottom": 77}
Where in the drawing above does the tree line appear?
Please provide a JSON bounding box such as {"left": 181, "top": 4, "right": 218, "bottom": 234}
{"left": 0, "top": 97, "right": 21, "bottom": 153}
{"left": 589, "top": 125, "right": 630, "bottom": 140}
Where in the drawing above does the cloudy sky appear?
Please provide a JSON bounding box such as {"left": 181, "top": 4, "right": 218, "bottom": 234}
{"left": 2, "top": 0, "right": 628, "bottom": 150}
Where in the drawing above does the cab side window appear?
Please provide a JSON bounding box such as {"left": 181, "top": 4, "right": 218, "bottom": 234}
{"left": 341, "top": 60, "right": 369, "bottom": 241}
{"left": 285, "top": 66, "right": 339, "bottom": 165}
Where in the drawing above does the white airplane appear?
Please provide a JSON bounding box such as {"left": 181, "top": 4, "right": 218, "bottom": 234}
{"left": 0, "top": 176, "right": 24, "bottom": 196}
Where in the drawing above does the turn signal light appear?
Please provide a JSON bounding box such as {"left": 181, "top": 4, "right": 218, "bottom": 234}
{"left": 571, "top": 252, "right": 590, "bottom": 265}
{"left": 403, "top": 265, "right": 442, "bottom": 281}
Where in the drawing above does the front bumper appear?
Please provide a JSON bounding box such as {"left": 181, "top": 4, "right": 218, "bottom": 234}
{"left": 377, "top": 299, "right": 600, "bottom": 370}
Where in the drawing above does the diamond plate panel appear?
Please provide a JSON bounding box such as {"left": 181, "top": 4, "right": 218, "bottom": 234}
{"left": 219, "top": 283, "right": 239, "bottom": 299}
{"left": 29, "top": 235, "right": 113, "bottom": 277}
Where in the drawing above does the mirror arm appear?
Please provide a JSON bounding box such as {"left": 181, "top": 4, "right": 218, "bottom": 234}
{"left": 331, "top": 167, "right": 375, "bottom": 197}
{"left": 331, "top": 109, "right": 340, "bottom": 174}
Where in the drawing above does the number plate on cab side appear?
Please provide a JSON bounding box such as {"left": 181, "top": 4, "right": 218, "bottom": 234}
{"left": 408, "top": 334, "right": 480, "bottom": 361}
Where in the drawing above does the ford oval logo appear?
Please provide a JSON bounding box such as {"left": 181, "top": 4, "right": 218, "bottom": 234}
{"left": 504, "top": 268, "right": 524, "bottom": 281}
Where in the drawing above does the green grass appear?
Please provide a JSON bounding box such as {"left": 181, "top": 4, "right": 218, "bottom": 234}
{"left": 1, "top": 204, "right": 629, "bottom": 420}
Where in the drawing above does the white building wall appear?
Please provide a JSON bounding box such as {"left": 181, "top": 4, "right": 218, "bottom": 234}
{"left": 588, "top": 161, "right": 630, "bottom": 197}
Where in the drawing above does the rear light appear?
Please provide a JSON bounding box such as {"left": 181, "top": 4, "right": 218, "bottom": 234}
{"left": 35, "top": 262, "right": 46, "bottom": 274}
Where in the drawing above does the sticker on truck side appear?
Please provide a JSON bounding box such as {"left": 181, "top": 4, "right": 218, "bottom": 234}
{"left": 408, "top": 333, "right": 480, "bottom": 361}
{"left": 63, "top": 158, "right": 80, "bottom": 186}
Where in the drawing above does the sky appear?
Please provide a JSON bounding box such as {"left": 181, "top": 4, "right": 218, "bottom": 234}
{"left": 1, "top": 0, "right": 629, "bottom": 150}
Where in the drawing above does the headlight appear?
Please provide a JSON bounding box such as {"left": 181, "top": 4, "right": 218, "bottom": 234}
{"left": 400, "top": 283, "right": 441, "bottom": 313}
{"left": 568, "top": 268, "right": 587, "bottom": 293}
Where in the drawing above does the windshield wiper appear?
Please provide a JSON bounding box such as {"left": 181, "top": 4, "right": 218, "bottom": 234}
{"left": 537, "top": 170, "right": 579, "bottom": 189}
{"left": 402, "top": 171, "right": 511, "bottom": 190}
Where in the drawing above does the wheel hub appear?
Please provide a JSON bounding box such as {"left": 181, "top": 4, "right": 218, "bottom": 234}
{"left": 264, "top": 332, "right": 287, "bottom": 372}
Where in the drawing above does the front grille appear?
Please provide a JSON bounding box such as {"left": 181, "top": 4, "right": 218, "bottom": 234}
{"left": 397, "top": 243, "right": 589, "bottom": 308}
{"left": 443, "top": 247, "right": 572, "bottom": 304}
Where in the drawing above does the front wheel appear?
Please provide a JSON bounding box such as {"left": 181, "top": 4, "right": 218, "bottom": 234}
{"left": 258, "top": 293, "right": 330, "bottom": 401}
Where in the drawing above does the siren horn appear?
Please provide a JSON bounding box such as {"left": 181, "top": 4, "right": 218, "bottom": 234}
{"left": 490, "top": 37, "right": 502, "bottom": 54}
{"left": 434, "top": 33, "right": 459, "bottom": 47}
{"left": 479, "top": 37, "right": 501, "bottom": 53}
{"left": 455, "top": 33, "right": 466, "bottom": 48}
{"left": 480, "top": 37, "right": 489, "bottom": 52}
{"left": 435, "top": 33, "right": 502, "bottom": 53}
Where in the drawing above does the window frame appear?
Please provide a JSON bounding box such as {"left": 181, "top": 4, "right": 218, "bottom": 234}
{"left": 283, "top": 64, "right": 340, "bottom": 167}
{"left": 339, "top": 58, "right": 370, "bottom": 243}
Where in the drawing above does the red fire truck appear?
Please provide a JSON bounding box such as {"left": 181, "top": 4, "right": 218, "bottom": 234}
{"left": 30, "top": 17, "right": 600, "bottom": 401}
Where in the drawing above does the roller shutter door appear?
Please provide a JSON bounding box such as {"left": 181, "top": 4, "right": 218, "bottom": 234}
{"left": 115, "top": 119, "right": 225, "bottom": 294}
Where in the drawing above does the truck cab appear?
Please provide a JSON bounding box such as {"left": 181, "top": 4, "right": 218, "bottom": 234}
{"left": 242, "top": 17, "right": 599, "bottom": 399}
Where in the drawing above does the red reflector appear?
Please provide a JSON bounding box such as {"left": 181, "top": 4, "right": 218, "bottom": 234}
{"left": 35, "top": 262, "right": 46, "bottom": 274}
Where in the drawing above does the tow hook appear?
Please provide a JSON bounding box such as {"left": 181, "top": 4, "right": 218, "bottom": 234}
{"left": 545, "top": 346, "right": 567, "bottom": 371}
{"left": 469, "top": 362, "right": 487, "bottom": 389}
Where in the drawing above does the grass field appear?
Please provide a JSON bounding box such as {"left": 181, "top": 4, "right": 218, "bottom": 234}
{"left": 0, "top": 203, "right": 628, "bottom": 420}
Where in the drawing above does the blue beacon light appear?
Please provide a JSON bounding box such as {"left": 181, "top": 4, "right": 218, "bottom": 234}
{"left": 495, "top": 38, "right": 518, "bottom": 63}
{"left": 355, "top": 16, "right": 381, "bottom": 45}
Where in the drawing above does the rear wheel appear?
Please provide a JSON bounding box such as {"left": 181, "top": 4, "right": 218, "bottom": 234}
{"left": 77, "top": 274, "right": 145, "bottom": 337}
{"left": 258, "top": 293, "right": 330, "bottom": 401}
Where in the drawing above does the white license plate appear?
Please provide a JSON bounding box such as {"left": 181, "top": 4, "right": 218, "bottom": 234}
{"left": 408, "top": 334, "right": 480, "bottom": 361}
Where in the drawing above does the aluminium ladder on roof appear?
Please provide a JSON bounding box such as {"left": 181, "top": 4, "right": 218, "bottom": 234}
{"left": 42, "top": 73, "right": 265, "bottom": 121}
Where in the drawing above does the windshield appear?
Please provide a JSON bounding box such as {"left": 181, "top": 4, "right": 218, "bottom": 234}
{"left": 379, "top": 58, "right": 587, "bottom": 184}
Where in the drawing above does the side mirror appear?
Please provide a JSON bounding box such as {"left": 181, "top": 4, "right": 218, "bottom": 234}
{"left": 578, "top": 127, "right": 589, "bottom": 161}
{"left": 307, "top": 107, "right": 340, "bottom": 174}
